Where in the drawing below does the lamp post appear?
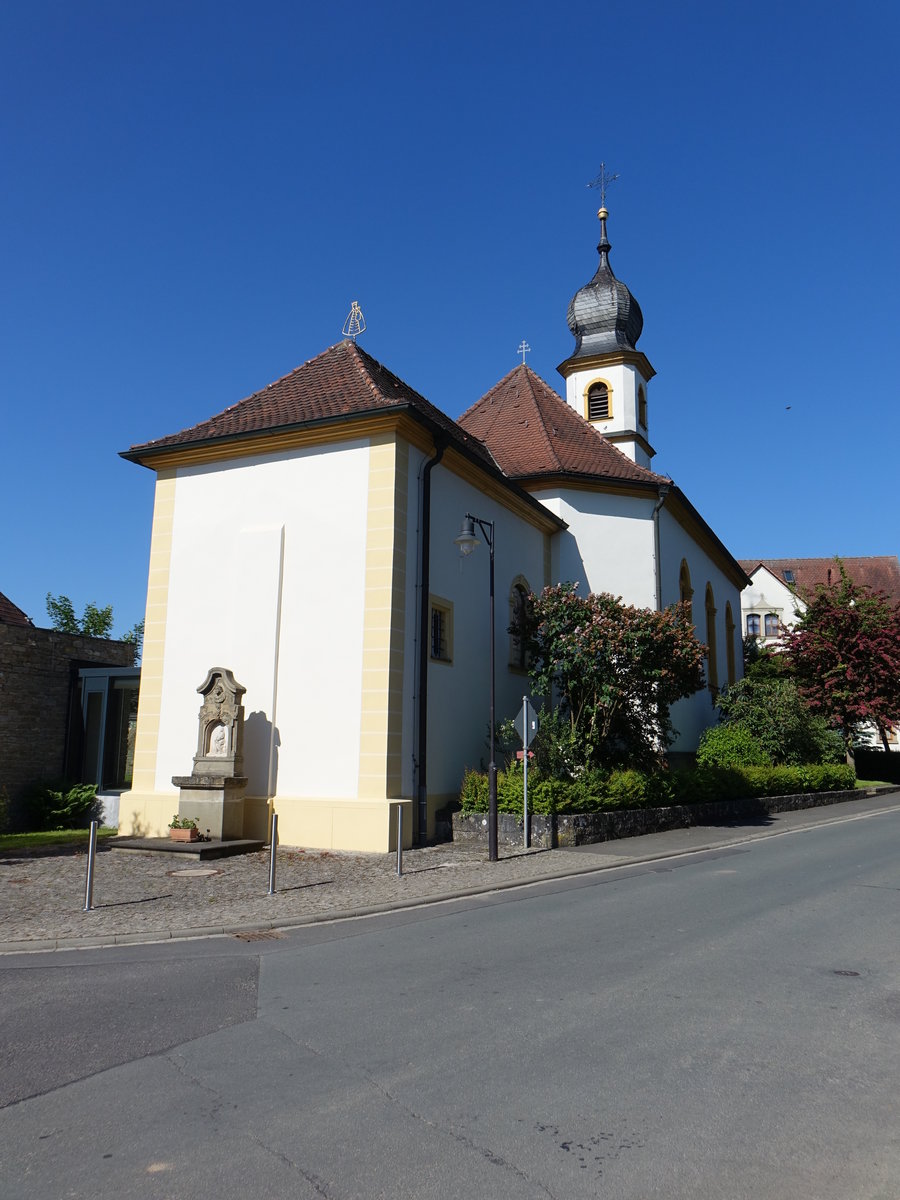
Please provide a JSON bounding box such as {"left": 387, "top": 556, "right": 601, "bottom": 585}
{"left": 454, "top": 513, "right": 498, "bottom": 861}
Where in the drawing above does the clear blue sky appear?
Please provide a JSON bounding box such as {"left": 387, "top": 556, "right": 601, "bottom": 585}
{"left": 2, "top": 1, "right": 898, "bottom": 636}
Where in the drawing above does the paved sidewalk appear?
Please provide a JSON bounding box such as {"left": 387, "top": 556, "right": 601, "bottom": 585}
{"left": 2, "top": 790, "right": 899, "bottom": 953}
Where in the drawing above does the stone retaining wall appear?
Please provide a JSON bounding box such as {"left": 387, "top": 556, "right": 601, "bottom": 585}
{"left": 452, "top": 788, "right": 865, "bottom": 849}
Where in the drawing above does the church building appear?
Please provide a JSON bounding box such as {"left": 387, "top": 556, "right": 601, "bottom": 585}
{"left": 118, "top": 206, "right": 748, "bottom": 851}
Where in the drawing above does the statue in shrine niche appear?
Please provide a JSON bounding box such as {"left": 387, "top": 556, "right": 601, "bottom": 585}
{"left": 172, "top": 667, "right": 248, "bottom": 841}
{"left": 191, "top": 668, "right": 246, "bottom": 778}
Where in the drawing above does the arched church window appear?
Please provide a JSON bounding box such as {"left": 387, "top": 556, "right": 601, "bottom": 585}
{"left": 705, "top": 583, "right": 718, "bottom": 695}
{"left": 509, "top": 578, "right": 530, "bottom": 670}
{"left": 725, "top": 602, "right": 736, "bottom": 686}
{"left": 679, "top": 559, "right": 693, "bottom": 625}
{"left": 638, "top": 386, "right": 647, "bottom": 428}
{"left": 587, "top": 382, "right": 611, "bottom": 421}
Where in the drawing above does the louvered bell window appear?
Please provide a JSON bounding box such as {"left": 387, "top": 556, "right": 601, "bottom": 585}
{"left": 587, "top": 383, "right": 610, "bottom": 421}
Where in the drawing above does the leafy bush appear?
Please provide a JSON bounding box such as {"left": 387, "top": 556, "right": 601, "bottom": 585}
{"left": 21, "top": 781, "right": 100, "bottom": 831}
{"left": 697, "top": 722, "right": 773, "bottom": 768}
{"left": 715, "top": 677, "right": 844, "bottom": 765}
{"left": 458, "top": 761, "right": 856, "bottom": 815}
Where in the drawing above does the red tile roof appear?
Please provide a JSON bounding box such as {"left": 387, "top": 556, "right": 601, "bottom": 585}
{"left": 457, "top": 364, "right": 669, "bottom": 486}
{"left": 0, "top": 590, "right": 32, "bottom": 626}
{"left": 740, "top": 558, "right": 900, "bottom": 606}
{"left": 124, "top": 340, "right": 494, "bottom": 470}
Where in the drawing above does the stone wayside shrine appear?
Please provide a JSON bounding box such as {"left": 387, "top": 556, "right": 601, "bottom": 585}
{"left": 172, "top": 668, "right": 249, "bottom": 840}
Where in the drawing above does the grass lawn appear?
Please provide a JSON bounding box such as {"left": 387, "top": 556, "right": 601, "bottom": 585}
{"left": 0, "top": 827, "right": 118, "bottom": 853}
{"left": 856, "top": 779, "right": 894, "bottom": 789}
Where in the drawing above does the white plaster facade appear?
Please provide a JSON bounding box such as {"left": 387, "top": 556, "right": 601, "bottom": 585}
{"left": 740, "top": 564, "right": 802, "bottom": 644}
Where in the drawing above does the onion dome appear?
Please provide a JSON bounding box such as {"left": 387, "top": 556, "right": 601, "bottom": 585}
{"left": 566, "top": 208, "right": 643, "bottom": 357}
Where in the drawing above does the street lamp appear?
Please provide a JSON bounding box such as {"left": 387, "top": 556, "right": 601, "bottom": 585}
{"left": 454, "top": 513, "right": 498, "bottom": 861}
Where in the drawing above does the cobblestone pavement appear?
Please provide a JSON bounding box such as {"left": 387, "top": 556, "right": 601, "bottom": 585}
{"left": 3, "top": 791, "right": 899, "bottom": 952}
{"left": 0, "top": 839, "right": 630, "bottom": 952}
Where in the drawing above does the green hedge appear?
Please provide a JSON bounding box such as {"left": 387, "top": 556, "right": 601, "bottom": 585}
{"left": 459, "top": 762, "right": 856, "bottom": 816}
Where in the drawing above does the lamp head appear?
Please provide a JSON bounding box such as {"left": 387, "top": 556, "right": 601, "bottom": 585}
{"left": 454, "top": 516, "right": 480, "bottom": 557}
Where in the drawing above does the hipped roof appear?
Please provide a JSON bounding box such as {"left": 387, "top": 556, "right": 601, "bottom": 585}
{"left": 124, "top": 340, "right": 494, "bottom": 470}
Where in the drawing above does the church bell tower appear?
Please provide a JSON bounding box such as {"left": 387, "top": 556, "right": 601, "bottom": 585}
{"left": 558, "top": 204, "right": 656, "bottom": 467}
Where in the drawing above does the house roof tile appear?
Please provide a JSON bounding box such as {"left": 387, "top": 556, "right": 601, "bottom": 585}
{"left": 457, "top": 364, "right": 669, "bottom": 486}
{"left": 0, "top": 590, "right": 32, "bottom": 626}
{"left": 124, "top": 340, "right": 495, "bottom": 470}
{"left": 740, "top": 557, "right": 900, "bottom": 606}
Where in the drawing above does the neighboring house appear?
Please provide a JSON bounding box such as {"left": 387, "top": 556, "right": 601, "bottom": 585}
{"left": 738, "top": 557, "right": 900, "bottom": 750}
{"left": 0, "top": 590, "right": 136, "bottom": 826}
{"left": 117, "top": 206, "right": 749, "bottom": 851}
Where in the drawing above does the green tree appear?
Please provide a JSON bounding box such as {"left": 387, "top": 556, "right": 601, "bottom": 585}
{"left": 123, "top": 619, "right": 144, "bottom": 665}
{"left": 781, "top": 562, "right": 900, "bottom": 756}
{"left": 45, "top": 593, "right": 80, "bottom": 634}
{"left": 519, "top": 583, "right": 706, "bottom": 773}
{"left": 712, "top": 676, "right": 843, "bottom": 765}
{"left": 45, "top": 593, "right": 143, "bottom": 662}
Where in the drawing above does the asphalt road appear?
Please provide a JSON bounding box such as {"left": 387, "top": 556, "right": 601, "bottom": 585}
{"left": 2, "top": 804, "right": 900, "bottom": 1199}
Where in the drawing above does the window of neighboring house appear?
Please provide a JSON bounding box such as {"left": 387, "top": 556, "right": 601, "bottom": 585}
{"left": 746, "top": 613, "right": 761, "bottom": 637}
{"left": 679, "top": 559, "right": 694, "bottom": 625}
{"left": 430, "top": 598, "right": 453, "bottom": 663}
{"left": 509, "top": 579, "right": 530, "bottom": 670}
{"left": 638, "top": 386, "right": 647, "bottom": 428}
{"left": 705, "top": 584, "right": 718, "bottom": 694}
{"left": 764, "top": 613, "right": 779, "bottom": 638}
{"left": 725, "top": 602, "right": 736, "bottom": 685}
{"left": 587, "top": 382, "right": 611, "bottom": 421}
{"left": 783, "top": 569, "right": 795, "bottom": 585}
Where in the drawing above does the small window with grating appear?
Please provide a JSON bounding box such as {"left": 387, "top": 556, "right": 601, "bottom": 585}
{"left": 638, "top": 386, "right": 647, "bottom": 428}
{"left": 587, "top": 382, "right": 610, "bottom": 421}
{"left": 430, "top": 599, "right": 453, "bottom": 663}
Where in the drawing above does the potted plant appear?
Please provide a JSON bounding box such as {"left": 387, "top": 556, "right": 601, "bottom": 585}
{"left": 168, "top": 815, "right": 200, "bottom": 842}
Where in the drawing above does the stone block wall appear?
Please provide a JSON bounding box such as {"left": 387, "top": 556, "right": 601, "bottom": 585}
{"left": 452, "top": 787, "right": 866, "bottom": 850}
{"left": 0, "top": 624, "right": 134, "bottom": 820}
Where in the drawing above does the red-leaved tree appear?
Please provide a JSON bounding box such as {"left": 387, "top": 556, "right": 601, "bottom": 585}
{"left": 780, "top": 564, "right": 900, "bottom": 756}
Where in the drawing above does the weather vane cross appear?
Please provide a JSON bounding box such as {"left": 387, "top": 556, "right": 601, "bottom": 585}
{"left": 586, "top": 162, "right": 620, "bottom": 208}
{"left": 517, "top": 340, "right": 531, "bottom": 365}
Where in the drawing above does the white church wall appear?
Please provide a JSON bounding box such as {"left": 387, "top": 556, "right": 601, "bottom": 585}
{"left": 153, "top": 441, "right": 371, "bottom": 825}
{"left": 659, "top": 507, "right": 745, "bottom": 752}
{"left": 563, "top": 361, "right": 652, "bottom": 466}
{"left": 533, "top": 488, "right": 658, "bottom": 607}
{"left": 426, "top": 466, "right": 548, "bottom": 807}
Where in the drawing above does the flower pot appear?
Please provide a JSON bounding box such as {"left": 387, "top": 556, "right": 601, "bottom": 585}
{"left": 169, "top": 826, "right": 199, "bottom": 842}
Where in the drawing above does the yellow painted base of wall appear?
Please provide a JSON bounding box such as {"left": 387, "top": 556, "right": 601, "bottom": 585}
{"left": 118, "top": 791, "right": 442, "bottom": 853}
{"left": 273, "top": 796, "right": 414, "bottom": 853}
{"left": 116, "top": 791, "right": 179, "bottom": 838}
{"left": 117, "top": 791, "right": 272, "bottom": 841}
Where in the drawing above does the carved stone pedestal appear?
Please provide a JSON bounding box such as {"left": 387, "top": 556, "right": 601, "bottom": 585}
{"left": 172, "top": 667, "right": 249, "bottom": 841}
{"left": 172, "top": 774, "right": 248, "bottom": 840}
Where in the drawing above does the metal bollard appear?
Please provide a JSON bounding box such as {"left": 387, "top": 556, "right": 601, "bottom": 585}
{"left": 396, "top": 803, "right": 403, "bottom": 877}
{"left": 83, "top": 820, "right": 98, "bottom": 912}
{"left": 267, "top": 812, "right": 278, "bottom": 895}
